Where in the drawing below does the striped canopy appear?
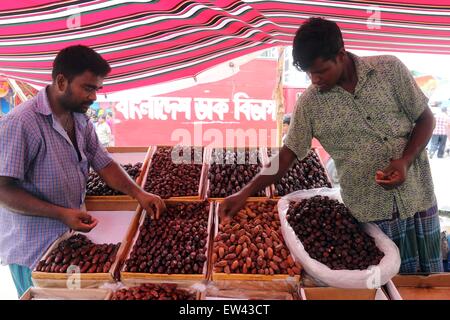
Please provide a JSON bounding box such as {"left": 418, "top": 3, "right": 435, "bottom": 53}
{"left": 0, "top": 0, "right": 449, "bottom": 92}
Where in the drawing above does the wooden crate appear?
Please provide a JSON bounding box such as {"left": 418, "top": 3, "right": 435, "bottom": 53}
{"left": 388, "top": 273, "right": 450, "bottom": 300}
{"left": 392, "top": 273, "right": 450, "bottom": 287}
{"left": 210, "top": 199, "right": 301, "bottom": 292}
{"left": 20, "top": 287, "right": 112, "bottom": 300}
{"left": 85, "top": 199, "right": 139, "bottom": 211}
{"left": 120, "top": 199, "right": 214, "bottom": 287}
{"left": 31, "top": 208, "right": 141, "bottom": 288}
{"left": 299, "top": 287, "right": 388, "bottom": 300}
{"left": 204, "top": 147, "right": 271, "bottom": 200}
{"left": 203, "top": 288, "right": 295, "bottom": 300}
{"left": 141, "top": 145, "right": 208, "bottom": 201}
{"left": 85, "top": 146, "right": 154, "bottom": 208}
{"left": 395, "top": 287, "right": 450, "bottom": 300}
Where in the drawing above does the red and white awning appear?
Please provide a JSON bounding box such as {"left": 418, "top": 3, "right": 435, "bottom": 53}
{"left": 0, "top": 1, "right": 449, "bottom": 92}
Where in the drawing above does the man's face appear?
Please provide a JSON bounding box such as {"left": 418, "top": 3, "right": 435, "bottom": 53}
{"left": 306, "top": 53, "right": 344, "bottom": 93}
{"left": 58, "top": 70, "right": 104, "bottom": 113}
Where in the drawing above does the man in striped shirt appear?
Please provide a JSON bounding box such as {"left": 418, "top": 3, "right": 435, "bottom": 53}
{"left": 429, "top": 106, "right": 449, "bottom": 158}
{"left": 0, "top": 45, "right": 165, "bottom": 297}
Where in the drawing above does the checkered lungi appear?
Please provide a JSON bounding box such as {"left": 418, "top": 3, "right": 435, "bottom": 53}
{"left": 373, "top": 204, "right": 443, "bottom": 273}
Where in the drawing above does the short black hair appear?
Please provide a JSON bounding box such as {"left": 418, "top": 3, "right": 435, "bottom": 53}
{"left": 52, "top": 45, "right": 111, "bottom": 81}
{"left": 292, "top": 17, "right": 344, "bottom": 71}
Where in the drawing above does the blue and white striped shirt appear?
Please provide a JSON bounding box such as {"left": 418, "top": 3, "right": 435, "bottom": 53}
{"left": 0, "top": 87, "right": 112, "bottom": 268}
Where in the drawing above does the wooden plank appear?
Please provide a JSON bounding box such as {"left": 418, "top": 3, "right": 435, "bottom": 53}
{"left": 396, "top": 287, "right": 450, "bottom": 300}
{"left": 32, "top": 272, "right": 111, "bottom": 281}
{"left": 212, "top": 197, "right": 270, "bottom": 202}
{"left": 212, "top": 273, "right": 299, "bottom": 282}
{"left": 21, "top": 287, "right": 112, "bottom": 300}
{"left": 121, "top": 273, "right": 205, "bottom": 281}
{"left": 274, "top": 47, "right": 286, "bottom": 148}
{"left": 301, "top": 287, "right": 379, "bottom": 300}
{"left": 106, "top": 147, "right": 149, "bottom": 153}
{"left": 392, "top": 273, "right": 450, "bottom": 288}
{"left": 85, "top": 199, "right": 138, "bottom": 211}
{"left": 135, "top": 146, "right": 153, "bottom": 187}
{"left": 205, "top": 289, "right": 294, "bottom": 300}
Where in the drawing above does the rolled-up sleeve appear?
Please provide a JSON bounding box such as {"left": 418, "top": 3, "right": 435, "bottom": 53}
{"left": 0, "top": 117, "right": 38, "bottom": 180}
{"left": 84, "top": 121, "right": 112, "bottom": 172}
{"left": 392, "top": 56, "right": 428, "bottom": 123}
{"left": 284, "top": 93, "right": 314, "bottom": 161}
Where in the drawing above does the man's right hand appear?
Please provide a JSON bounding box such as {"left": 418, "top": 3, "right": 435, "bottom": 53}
{"left": 219, "top": 146, "right": 297, "bottom": 221}
{"left": 219, "top": 191, "right": 249, "bottom": 221}
{"left": 59, "top": 208, "right": 98, "bottom": 232}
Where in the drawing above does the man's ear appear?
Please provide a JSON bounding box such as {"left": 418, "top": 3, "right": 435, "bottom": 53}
{"left": 55, "top": 74, "right": 68, "bottom": 93}
{"left": 336, "top": 47, "right": 346, "bottom": 63}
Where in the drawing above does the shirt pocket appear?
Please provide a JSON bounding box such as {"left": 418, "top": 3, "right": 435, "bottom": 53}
{"left": 370, "top": 83, "right": 413, "bottom": 138}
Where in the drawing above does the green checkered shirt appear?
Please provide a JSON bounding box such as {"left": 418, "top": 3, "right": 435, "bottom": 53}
{"left": 285, "top": 52, "right": 436, "bottom": 222}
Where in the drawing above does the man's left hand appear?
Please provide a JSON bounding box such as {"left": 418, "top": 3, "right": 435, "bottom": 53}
{"left": 136, "top": 191, "right": 166, "bottom": 219}
{"left": 375, "top": 158, "right": 409, "bottom": 190}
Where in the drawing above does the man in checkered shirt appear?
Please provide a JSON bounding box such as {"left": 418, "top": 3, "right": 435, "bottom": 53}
{"left": 221, "top": 18, "right": 443, "bottom": 274}
{"left": 429, "top": 106, "right": 449, "bottom": 158}
{"left": 0, "top": 45, "right": 166, "bottom": 297}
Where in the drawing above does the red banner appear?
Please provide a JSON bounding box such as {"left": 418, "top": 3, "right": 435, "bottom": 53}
{"left": 109, "top": 58, "right": 279, "bottom": 147}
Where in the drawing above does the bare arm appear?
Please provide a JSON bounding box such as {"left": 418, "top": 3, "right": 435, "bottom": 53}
{"left": 0, "top": 176, "right": 97, "bottom": 232}
{"left": 219, "top": 146, "right": 297, "bottom": 217}
{"left": 402, "top": 107, "right": 436, "bottom": 166}
{"left": 240, "top": 146, "right": 298, "bottom": 197}
{"left": 97, "top": 161, "right": 166, "bottom": 218}
{"left": 376, "top": 107, "right": 435, "bottom": 189}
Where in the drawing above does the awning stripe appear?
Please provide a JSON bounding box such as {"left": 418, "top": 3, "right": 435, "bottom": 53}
{"left": 0, "top": 0, "right": 449, "bottom": 92}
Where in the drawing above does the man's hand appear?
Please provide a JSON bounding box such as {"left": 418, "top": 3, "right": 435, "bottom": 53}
{"left": 219, "top": 191, "right": 249, "bottom": 222}
{"left": 136, "top": 191, "right": 166, "bottom": 219}
{"left": 60, "top": 208, "right": 98, "bottom": 232}
{"left": 375, "top": 158, "right": 409, "bottom": 190}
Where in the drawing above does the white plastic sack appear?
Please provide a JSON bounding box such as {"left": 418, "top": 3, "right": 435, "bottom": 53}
{"left": 278, "top": 188, "right": 401, "bottom": 289}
